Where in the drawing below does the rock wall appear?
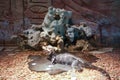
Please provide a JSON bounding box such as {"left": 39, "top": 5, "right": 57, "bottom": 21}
{"left": 0, "top": 0, "right": 120, "bottom": 47}
{"left": 0, "top": 0, "right": 23, "bottom": 45}
{"left": 0, "top": 0, "right": 51, "bottom": 45}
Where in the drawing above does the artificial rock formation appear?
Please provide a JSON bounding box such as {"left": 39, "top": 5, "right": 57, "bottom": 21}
{"left": 12, "top": 7, "right": 96, "bottom": 52}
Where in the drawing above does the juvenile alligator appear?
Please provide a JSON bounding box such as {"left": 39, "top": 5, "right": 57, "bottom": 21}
{"left": 47, "top": 52, "right": 111, "bottom": 80}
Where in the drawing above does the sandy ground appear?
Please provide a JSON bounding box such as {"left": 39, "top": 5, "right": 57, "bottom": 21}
{"left": 0, "top": 49, "right": 120, "bottom": 80}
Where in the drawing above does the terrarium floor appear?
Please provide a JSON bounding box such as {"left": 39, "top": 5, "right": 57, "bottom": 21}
{"left": 0, "top": 49, "right": 120, "bottom": 80}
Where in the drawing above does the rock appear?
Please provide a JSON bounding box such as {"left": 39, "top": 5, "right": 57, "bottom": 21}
{"left": 28, "top": 55, "right": 72, "bottom": 75}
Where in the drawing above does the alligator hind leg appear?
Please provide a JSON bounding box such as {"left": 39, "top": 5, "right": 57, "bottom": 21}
{"left": 71, "top": 60, "right": 83, "bottom": 72}
{"left": 71, "top": 60, "right": 81, "bottom": 80}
